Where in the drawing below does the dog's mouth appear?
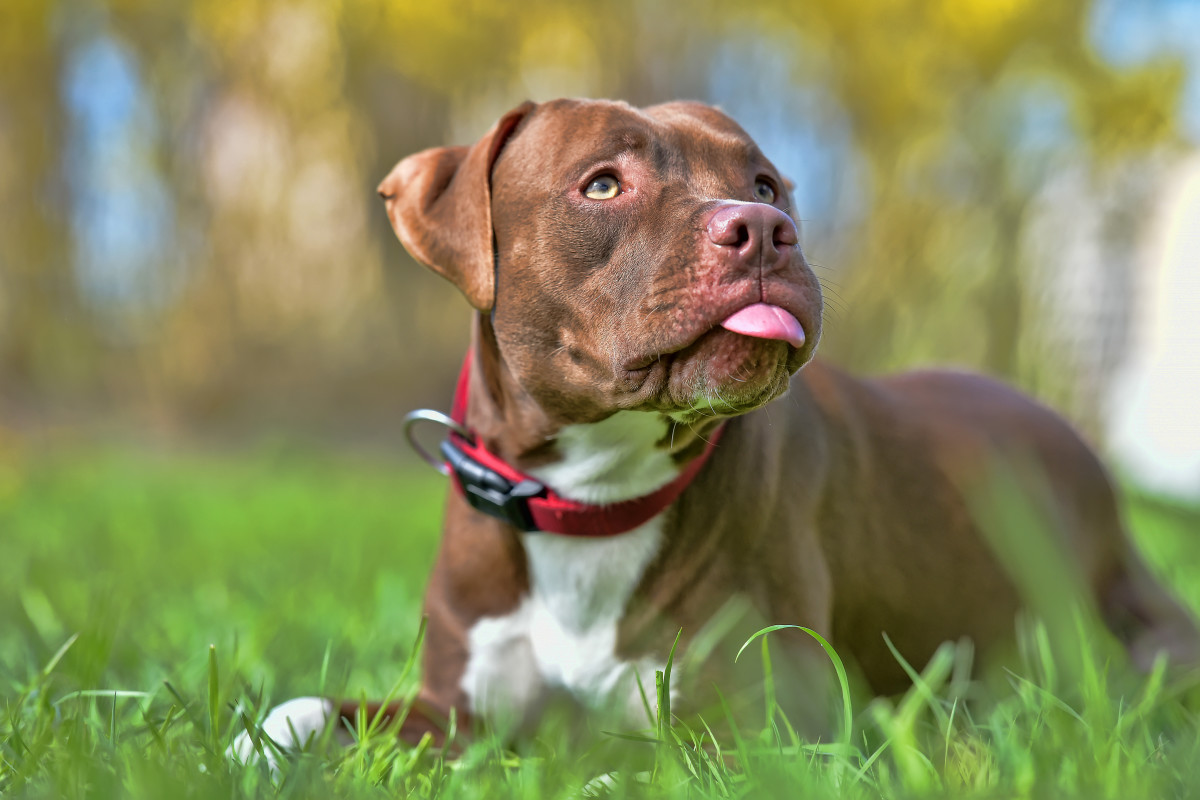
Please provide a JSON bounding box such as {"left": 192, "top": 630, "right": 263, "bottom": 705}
{"left": 621, "top": 303, "right": 806, "bottom": 419}
{"left": 623, "top": 304, "right": 807, "bottom": 370}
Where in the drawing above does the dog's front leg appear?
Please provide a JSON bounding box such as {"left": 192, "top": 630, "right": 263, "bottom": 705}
{"left": 405, "top": 499, "right": 551, "bottom": 741}
{"left": 229, "top": 495, "right": 542, "bottom": 767}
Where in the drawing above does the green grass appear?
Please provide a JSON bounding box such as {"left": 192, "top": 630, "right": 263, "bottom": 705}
{"left": 2, "top": 445, "right": 1199, "bottom": 798}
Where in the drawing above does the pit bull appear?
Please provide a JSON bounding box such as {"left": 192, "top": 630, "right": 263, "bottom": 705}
{"left": 231, "top": 98, "right": 1196, "bottom": 764}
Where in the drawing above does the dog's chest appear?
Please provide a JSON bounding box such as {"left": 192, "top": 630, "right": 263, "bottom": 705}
{"left": 459, "top": 412, "right": 679, "bottom": 726}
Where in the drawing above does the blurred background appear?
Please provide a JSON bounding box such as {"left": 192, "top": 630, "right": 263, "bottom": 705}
{"left": 1, "top": 0, "right": 1198, "bottom": 495}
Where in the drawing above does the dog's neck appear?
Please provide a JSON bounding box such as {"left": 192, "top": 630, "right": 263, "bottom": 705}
{"left": 526, "top": 413, "right": 681, "bottom": 504}
{"left": 465, "top": 314, "right": 702, "bottom": 505}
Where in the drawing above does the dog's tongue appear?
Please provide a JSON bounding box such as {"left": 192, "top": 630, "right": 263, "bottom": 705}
{"left": 720, "top": 303, "right": 805, "bottom": 349}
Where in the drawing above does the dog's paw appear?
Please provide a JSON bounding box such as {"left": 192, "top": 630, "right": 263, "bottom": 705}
{"left": 227, "top": 696, "right": 335, "bottom": 771}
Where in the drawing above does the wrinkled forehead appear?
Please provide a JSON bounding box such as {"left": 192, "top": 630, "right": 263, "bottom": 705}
{"left": 494, "top": 99, "right": 771, "bottom": 188}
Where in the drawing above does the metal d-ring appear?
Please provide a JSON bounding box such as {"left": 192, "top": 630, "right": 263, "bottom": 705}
{"left": 403, "top": 409, "right": 474, "bottom": 476}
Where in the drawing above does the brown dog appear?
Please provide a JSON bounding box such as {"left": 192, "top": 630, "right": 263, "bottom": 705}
{"left": 231, "top": 99, "right": 1195, "bottom": 763}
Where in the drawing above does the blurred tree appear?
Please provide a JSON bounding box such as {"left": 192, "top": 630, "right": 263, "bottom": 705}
{"left": 0, "top": 0, "right": 80, "bottom": 406}
{"left": 0, "top": 0, "right": 1186, "bottom": 440}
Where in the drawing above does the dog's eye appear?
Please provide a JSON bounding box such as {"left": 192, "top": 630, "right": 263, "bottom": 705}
{"left": 584, "top": 175, "right": 621, "bottom": 200}
{"left": 753, "top": 179, "right": 777, "bottom": 204}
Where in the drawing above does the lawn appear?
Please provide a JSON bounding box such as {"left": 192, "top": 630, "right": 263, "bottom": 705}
{"left": 2, "top": 444, "right": 1198, "bottom": 798}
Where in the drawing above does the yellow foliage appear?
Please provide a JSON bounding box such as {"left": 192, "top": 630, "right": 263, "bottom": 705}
{"left": 941, "top": 0, "right": 1032, "bottom": 36}
{"left": 0, "top": 0, "right": 1187, "bottom": 432}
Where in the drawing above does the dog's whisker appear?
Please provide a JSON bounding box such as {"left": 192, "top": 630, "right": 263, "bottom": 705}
{"left": 821, "top": 304, "right": 846, "bottom": 321}
{"left": 819, "top": 299, "right": 848, "bottom": 318}
{"left": 816, "top": 280, "right": 849, "bottom": 302}
{"left": 687, "top": 421, "right": 716, "bottom": 447}
{"left": 818, "top": 292, "right": 850, "bottom": 311}
{"left": 810, "top": 266, "right": 845, "bottom": 286}
{"left": 816, "top": 279, "right": 850, "bottom": 301}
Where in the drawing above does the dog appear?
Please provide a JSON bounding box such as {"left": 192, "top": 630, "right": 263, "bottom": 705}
{"left": 231, "top": 98, "right": 1196, "bottom": 764}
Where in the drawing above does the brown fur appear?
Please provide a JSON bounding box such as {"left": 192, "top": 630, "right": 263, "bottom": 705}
{"left": 361, "top": 98, "right": 1196, "bottom": 741}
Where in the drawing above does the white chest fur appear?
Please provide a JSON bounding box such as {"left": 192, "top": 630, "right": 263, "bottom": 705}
{"left": 459, "top": 411, "right": 680, "bottom": 730}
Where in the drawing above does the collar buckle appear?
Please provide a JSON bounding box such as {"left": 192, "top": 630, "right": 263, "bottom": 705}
{"left": 439, "top": 437, "right": 545, "bottom": 532}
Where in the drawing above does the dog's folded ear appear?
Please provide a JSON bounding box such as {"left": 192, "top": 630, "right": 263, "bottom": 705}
{"left": 378, "top": 101, "right": 535, "bottom": 311}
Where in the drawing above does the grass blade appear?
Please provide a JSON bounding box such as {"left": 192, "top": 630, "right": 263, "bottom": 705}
{"left": 41, "top": 633, "right": 79, "bottom": 678}
{"left": 735, "top": 625, "right": 854, "bottom": 748}
{"left": 207, "top": 644, "right": 220, "bottom": 748}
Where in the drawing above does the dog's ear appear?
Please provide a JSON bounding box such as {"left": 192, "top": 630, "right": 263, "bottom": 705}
{"left": 378, "top": 101, "right": 535, "bottom": 311}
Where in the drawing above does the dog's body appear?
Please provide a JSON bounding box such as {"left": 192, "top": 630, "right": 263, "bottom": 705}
{"left": 232, "top": 99, "right": 1195, "bottom": 762}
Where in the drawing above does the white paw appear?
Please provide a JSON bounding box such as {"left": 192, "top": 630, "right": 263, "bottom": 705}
{"left": 227, "top": 696, "right": 335, "bottom": 771}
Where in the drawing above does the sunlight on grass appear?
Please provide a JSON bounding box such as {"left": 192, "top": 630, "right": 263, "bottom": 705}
{"left": 2, "top": 448, "right": 1198, "bottom": 798}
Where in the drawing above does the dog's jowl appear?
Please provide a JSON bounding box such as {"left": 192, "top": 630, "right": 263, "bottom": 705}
{"left": 231, "top": 99, "right": 1197, "bottom": 762}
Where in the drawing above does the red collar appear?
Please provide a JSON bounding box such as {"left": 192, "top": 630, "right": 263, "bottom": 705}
{"left": 441, "top": 350, "right": 724, "bottom": 537}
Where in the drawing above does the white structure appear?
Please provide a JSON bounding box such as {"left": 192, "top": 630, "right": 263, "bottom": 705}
{"left": 1107, "top": 153, "right": 1200, "bottom": 499}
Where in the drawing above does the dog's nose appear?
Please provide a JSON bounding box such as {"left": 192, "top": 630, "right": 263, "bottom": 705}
{"left": 706, "top": 203, "right": 798, "bottom": 271}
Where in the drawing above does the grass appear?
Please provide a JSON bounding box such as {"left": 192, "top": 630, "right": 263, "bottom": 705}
{"left": 1, "top": 444, "right": 1199, "bottom": 798}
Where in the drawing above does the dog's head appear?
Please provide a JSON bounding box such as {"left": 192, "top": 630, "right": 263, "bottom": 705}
{"left": 380, "top": 99, "right": 823, "bottom": 428}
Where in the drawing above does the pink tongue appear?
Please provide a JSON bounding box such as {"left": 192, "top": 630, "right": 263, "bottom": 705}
{"left": 720, "top": 303, "right": 805, "bottom": 349}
